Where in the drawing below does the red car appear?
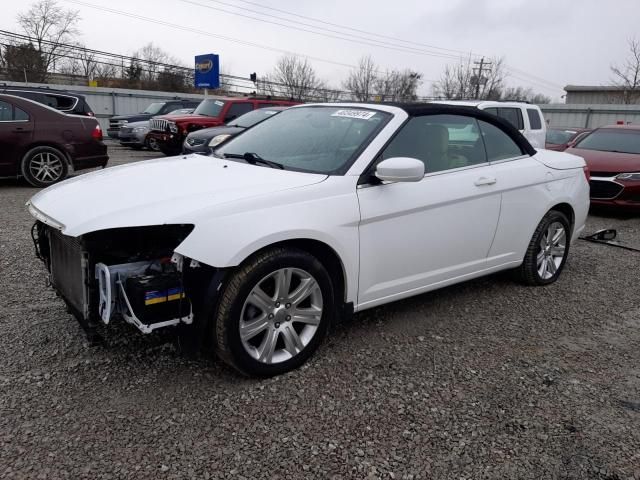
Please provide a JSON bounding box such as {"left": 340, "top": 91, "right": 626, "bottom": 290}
{"left": 545, "top": 127, "right": 591, "bottom": 151}
{"left": 147, "top": 97, "right": 299, "bottom": 156}
{"left": 566, "top": 124, "right": 640, "bottom": 211}
{"left": 0, "top": 94, "right": 108, "bottom": 187}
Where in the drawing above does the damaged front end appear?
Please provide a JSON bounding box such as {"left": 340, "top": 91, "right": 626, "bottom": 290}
{"left": 32, "top": 222, "right": 212, "bottom": 337}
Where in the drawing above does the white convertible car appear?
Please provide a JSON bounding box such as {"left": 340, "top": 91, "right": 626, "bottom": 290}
{"left": 28, "top": 103, "right": 589, "bottom": 376}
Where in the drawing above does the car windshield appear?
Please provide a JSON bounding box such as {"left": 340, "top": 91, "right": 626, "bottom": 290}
{"left": 575, "top": 128, "right": 640, "bottom": 154}
{"left": 546, "top": 129, "right": 578, "bottom": 145}
{"left": 193, "top": 99, "right": 226, "bottom": 117}
{"left": 231, "top": 109, "right": 281, "bottom": 128}
{"left": 142, "top": 102, "right": 165, "bottom": 115}
{"left": 215, "top": 106, "right": 391, "bottom": 174}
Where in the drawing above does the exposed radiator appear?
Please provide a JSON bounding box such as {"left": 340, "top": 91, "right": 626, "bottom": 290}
{"left": 49, "top": 229, "right": 89, "bottom": 318}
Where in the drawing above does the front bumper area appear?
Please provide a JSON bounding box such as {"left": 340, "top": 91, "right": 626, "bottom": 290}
{"left": 147, "top": 131, "right": 183, "bottom": 155}
{"left": 589, "top": 176, "right": 640, "bottom": 212}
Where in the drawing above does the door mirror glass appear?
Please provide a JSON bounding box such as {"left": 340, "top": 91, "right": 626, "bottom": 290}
{"left": 375, "top": 157, "right": 425, "bottom": 183}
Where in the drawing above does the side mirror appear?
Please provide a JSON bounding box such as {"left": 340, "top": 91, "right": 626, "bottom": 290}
{"left": 566, "top": 141, "right": 577, "bottom": 149}
{"left": 375, "top": 157, "right": 425, "bottom": 183}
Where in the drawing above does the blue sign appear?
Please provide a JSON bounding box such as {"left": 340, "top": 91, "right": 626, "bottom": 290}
{"left": 194, "top": 54, "right": 220, "bottom": 89}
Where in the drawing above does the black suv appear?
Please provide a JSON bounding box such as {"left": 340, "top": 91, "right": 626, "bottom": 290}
{"left": 107, "top": 99, "right": 201, "bottom": 138}
{"left": 0, "top": 85, "right": 95, "bottom": 116}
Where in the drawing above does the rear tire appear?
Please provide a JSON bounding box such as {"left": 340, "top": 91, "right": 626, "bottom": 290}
{"left": 212, "top": 248, "right": 334, "bottom": 377}
{"left": 516, "top": 210, "right": 571, "bottom": 286}
{"left": 21, "top": 146, "right": 69, "bottom": 188}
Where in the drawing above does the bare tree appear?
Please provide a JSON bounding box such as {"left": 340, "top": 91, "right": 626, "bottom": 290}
{"left": 501, "top": 85, "right": 551, "bottom": 104}
{"left": 263, "top": 55, "right": 324, "bottom": 101}
{"left": 134, "top": 43, "right": 176, "bottom": 82}
{"left": 433, "top": 56, "right": 506, "bottom": 100}
{"left": 343, "top": 55, "right": 378, "bottom": 101}
{"left": 17, "top": 0, "right": 80, "bottom": 78}
{"left": 374, "top": 69, "right": 422, "bottom": 101}
{"left": 611, "top": 37, "right": 640, "bottom": 104}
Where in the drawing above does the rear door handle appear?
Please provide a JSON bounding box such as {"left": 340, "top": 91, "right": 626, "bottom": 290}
{"left": 474, "top": 177, "right": 497, "bottom": 186}
{"left": 12, "top": 127, "right": 31, "bottom": 133}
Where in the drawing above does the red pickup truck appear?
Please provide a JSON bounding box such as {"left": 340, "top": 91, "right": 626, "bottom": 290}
{"left": 147, "top": 97, "right": 299, "bottom": 155}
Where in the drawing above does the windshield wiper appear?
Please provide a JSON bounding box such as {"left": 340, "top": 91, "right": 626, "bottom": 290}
{"left": 223, "top": 152, "right": 284, "bottom": 169}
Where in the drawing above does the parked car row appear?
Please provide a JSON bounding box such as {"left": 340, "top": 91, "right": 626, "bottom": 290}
{"left": 1, "top": 84, "right": 638, "bottom": 215}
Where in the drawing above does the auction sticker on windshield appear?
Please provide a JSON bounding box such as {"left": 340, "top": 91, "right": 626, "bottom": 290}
{"left": 331, "top": 110, "right": 377, "bottom": 120}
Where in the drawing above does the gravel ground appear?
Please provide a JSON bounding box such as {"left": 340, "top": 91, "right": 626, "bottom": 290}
{"left": 1, "top": 141, "right": 640, "bottom": 479}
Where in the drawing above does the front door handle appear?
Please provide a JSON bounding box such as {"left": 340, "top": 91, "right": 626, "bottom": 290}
{"left": 12, "top": 127, "right": 31, "bottom": 133}
{"left": 474, "top": 177, "right": 497, "bottom": 186}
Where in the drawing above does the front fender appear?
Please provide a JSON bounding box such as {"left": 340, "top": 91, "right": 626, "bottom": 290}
{"left": 174, "top": 177, "right": 361, "bottom": 303}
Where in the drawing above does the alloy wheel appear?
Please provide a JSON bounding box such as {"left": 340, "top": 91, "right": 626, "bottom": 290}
{"left": 536, "top": 221, "right": 566, "bottom": 280}
{"left": 29, "top": 152, "right": 64, "bottom": 183}
{"left": 239, "top": 268, "right": 323, "bottom": 365}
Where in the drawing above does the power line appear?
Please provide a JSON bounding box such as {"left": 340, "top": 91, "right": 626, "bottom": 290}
{"left": 60, "top": 0, "right": 434, "bottom": 79}
{"left": 179, "top": 0, "right": 472, "bottom": 61}
{"left": 215, "top": 0, "right": 565, "bottom": 93}
{"left": 224, "top": 0, "right": 479, "bottom": 56}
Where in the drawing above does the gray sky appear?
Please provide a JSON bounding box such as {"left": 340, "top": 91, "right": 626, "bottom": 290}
{"left": 1, "top": 0, "right": 638, "bottom": 100}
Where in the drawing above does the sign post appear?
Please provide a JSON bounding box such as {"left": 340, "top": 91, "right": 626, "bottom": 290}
{"left": 194, "top": 54, "right": 220, "bottom": 93}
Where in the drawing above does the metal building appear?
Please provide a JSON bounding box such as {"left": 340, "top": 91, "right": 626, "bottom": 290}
{"left": 565, "top": 85, "right": 640, "bottom": 105}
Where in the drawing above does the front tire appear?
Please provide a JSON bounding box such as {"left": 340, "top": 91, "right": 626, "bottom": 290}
{"left": 21, "top": 146, "right": 69, "bottom": 187}
{"left": 213, "top": 248, "right": 334, "bottom": 377}
{"left": 516, "top": 210, "right": 571, "bottom": 285}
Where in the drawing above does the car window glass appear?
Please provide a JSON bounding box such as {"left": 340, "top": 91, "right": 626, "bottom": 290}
{"left": 527, "top": 108, "right": 542, "bottom": 130}
{"left": 0, "top": 101, "right": 12, "bottom": 121}
{"left": 43, "top": 94, "right": 75, "bottom": 111}
{"left": 14, "top": 107, "right": 29, "bottom": 121}
{"left": 575, "top": 128, "right": 640, "bottom": 154}
{"left": 215, "top": 106, "right": 390, "bottom": 174}
{"left": 478, "top": 120, "right": 525, "bottom": 161}
{"left": 257, "top": 103, "right": 276, "bottom": 109}
{"left": 381, "top": 114, "right": 488, "bottom": 173}
{"left": 498, "top": 108, "right": 524, "bottom": 130}
{"left": 226, "top": 103, "right": 253, "bottom": 121}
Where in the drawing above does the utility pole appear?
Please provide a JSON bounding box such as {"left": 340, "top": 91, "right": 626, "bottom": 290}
{"left": 473, "top": 57, "right": 492, "bottom": 99}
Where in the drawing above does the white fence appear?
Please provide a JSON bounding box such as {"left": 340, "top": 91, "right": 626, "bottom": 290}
{"left": 4, "top": 80, "right": 640, "bottom": 132}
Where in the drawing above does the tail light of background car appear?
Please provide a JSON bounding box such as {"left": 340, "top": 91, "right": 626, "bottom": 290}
{"left": 92, "top": 124, "right": 103, "bottom": 141}
{"left": 583, "top": 165, "right": 590, "bottom": 181}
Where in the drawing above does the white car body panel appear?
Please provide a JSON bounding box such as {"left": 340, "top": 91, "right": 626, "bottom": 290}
{"left": 27, "top": 102, "right": 589, "bottom": 315}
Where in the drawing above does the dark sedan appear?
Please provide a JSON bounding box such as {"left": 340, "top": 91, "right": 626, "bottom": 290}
{"left": 182, "top": 106, "right": 287, "bottom": 154}
{"left": 566, "top": 124, "right": 640, "bottom": 211}
{"left": 545, "top": 127, "right": 591, "bottom": 151}
{"left": 0, "top": 94, "right": 108, "bottom": 187}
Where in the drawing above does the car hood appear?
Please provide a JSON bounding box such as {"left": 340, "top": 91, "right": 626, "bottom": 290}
{"left": 566, "top": 147, "right": 640, "bottom": 174}
{"left": 124, "top": 120, "right": 149, "bottom": 128}
{"left": 27, "top": 155, "right": 327, "bottom": 237}
{"left": 111, "top": 114, "right": 151, "bottom": 122}
{"left": 187, "top": 126, "right": 243, "bottom": 140}
{"left": 157, "top": 114, "right": 218, "bottom": 123}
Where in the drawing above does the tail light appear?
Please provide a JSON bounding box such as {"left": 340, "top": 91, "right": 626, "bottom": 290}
{"left": 92, "top": 124, "right": 103, "bottom": 141}
{"left": 583, "top": 165, "right": 590, "bottom": 181}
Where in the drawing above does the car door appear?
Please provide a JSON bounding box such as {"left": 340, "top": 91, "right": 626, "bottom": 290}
{"left": 0, "top": 99, "right": 33, "bottom": 177}
{"left": 476, "top": 119, "right": 558, "bottom": 265}
{"left": 356, "top": 114, "right": 502, "bottom": 309}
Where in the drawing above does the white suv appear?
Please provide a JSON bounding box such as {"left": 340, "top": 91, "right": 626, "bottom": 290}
{"left": 434, "top": 101, "right": 547, "bottom": 149}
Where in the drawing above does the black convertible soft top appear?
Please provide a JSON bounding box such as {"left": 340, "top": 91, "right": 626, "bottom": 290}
{"left": 384, "top": 102, "right": 537, "bottom": 157}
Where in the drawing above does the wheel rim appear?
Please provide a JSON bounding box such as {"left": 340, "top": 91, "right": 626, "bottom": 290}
{"left": 29, "top": 152, "right": 64, "bottom": 183}
{"left": 536, "top": 221, "right": 566, "bottom": 280}
{"left": 239, "top": 268, "right": 323, "bottom": 365}
{"left": 147, "top": 137, "right": 160, "bottom": 151}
